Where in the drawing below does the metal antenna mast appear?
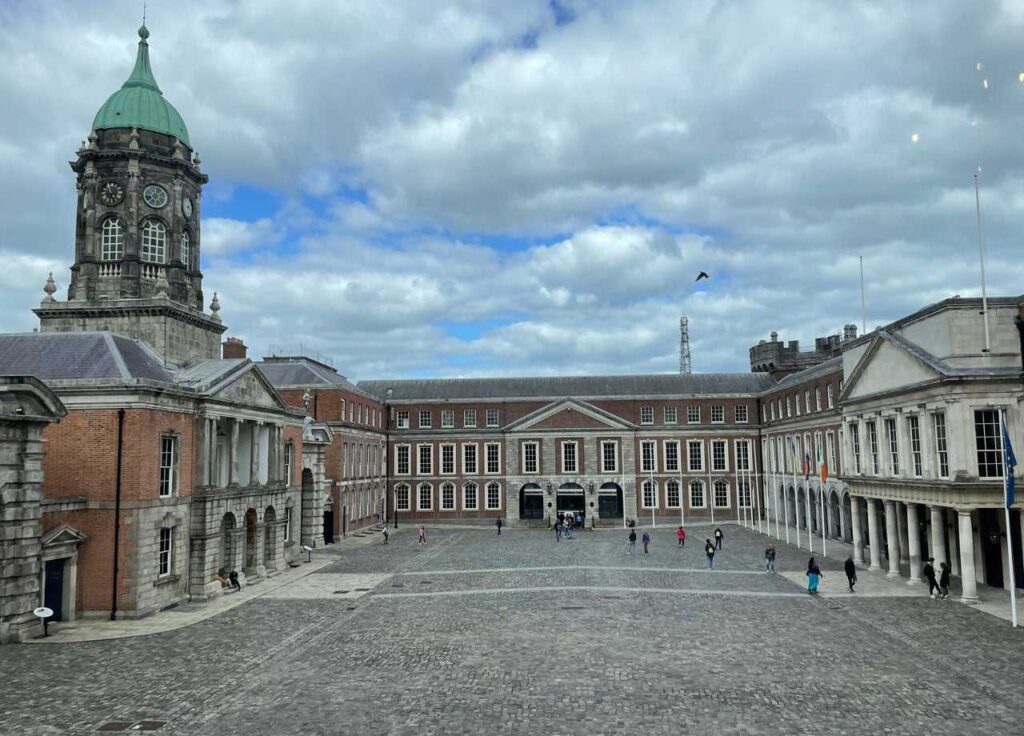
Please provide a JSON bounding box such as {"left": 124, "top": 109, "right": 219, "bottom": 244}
{"left": 679, "top": 316, "right": 692, "bottom": 374}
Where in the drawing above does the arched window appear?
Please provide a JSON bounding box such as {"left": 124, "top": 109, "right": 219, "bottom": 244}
{"left": 141, "top": 220, "right": 167, "bottom": 263}
{"left": 463, "top": 482, "right": 479, "bottom": 511}
{"left": 394, "top": 484, "right": 410, "bottom": 512}
{"left": 485, "top": 482, "right": 501, "bottom": 511}
{"left": 714, "top": 479, "right": 730, "bottom": 508}
{"left": 440, "top": 482, "right": 456, "bottom": 511}
{"left": 689, "top": 480, "right": 705, "bottom": 508}
{"left": 101, "top": 217, "right": 124, "bottom": 260}
{"left": 180, "top": 230, "right": 190, "bottom": 268}
{"left": 666, "top": 479, "right": 681, "bottom": 508}
{"left": 641, "top": 479, "right": 657, "bottom": 509}
{"left": 417, "top": 482, "right": 432, "bottom": 511}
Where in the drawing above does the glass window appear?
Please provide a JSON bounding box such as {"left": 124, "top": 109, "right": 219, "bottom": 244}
{"left": 180, "top": 230, "right": 190, "bottom": 267}
{"left": 418, "top": 445, "right": 432, "bottom": 475}
{"left": 827, "top": 384, "right": 835, "bottom": 408}
{"left": 735, "top": 405, "right": 748, "bottom": 423}
{"left": 689, "top": 480, "right": 705, "bottom": 508}
{"left": 786, "top": 397, "right": 792, "bottom": 417}
{"left": 933, "top": 412, "right": 949, "bottom": 478}
{"left": 284, "top": 507, "right": 293, "bottom": 543}
{"left": 711, "top": 406, "right": 724, "bottom": 423}
{"left": 159, "top": 435, "right": 178, "bottom": 497}
{"left": 101, "top": 217, "right": 124, "bottom": 260}
{"left": 140, "top": 220, "right": 166, "bottom": 264}
{"left": 395, "top": 445, "right": 410, "bottom": 475}
{"left": 736, "top": 440, "right": 750, "bottom": 471}
{"left": 664, "top": 407, "right": 677, "bottom": 424}
{"left": 641, "top": 479, "right": 657, "bottom": 509}
{"left": 664, "top": 441, "right": 679, "bottom": 472}
{"left": 464, "top": 409, "right": 477, "bottom": 428}
{"left": 795, "top": 394, "right": 802, "bottom": 416}
{"left": 441, "top": 482, "right": 456, "bottom": 510}
{"left": 417, "top": 483, "right": 432, "bottom": 511}
{"left": 687, "top": 406, "right": 700, "bottom": 424}
{"left": 826, "top": 432, "right": 836, "bottom": 474}
{"left": 463, "top": 482, "right": 478, "bottom": 510}
{"left": 711, "top": 440, "right": 727, "bottom": 471}
{"left": 486, "top": 443, "right": 500, "bottom": 474}
{"left": 640, "top": 406, "right": 654, "bottom": 424}
{"left": 850, "top": 424, "right": 861, "bottom": 474}
{"left": 395, "top": 484, "right": 410, "bottom": 511}
{"left": 441, "top": 444, "right": 455, "bottom": 475}
{"left": 885, "top": 417, "right": 899, "bottom": 475}
{"left": 738, "top": 478, "right": 751, "bottom": 508}
{"left": 463, "top": 444, "right": 478, "bottom": 474}
{"left": 805, "top": 391, "right": 812, "bottom": 413}
{"left": 867, "top": 421, "right": 879, "bottom": 474}
{"left": 601, "top": 441, "right": 617, "bottom": 473}
{"left": 714, "top": 480, "right": 729, "bottom": 508}
{"left": 284, "top": 443, "right": 293, "bottom": 485}
{"left": 441, "top": 410, "right": 454, "bottom": 428}
{"left": 396, "top": 410, "right": 409, "bottom": 429}
{"left": 486, "top": 409, "right": 499, "bottom": 427}
{"left": 158, "top": 527, "right": 173, "bottom": 577}
{"left": 419, "top": 410, "right": 432, "bottom": 428}
{"left": 908, "top": 415, "right": 922, "bottom": 477}
{"left": 562, "top": 442, "right": 578, "bottom": 473}
{"left": 486, "top": 482, "right": 501, "bottom": 510}
{"left": 975, "top": 409, "right": 1003, "bottom": 478}
{"left": 640, "top": 440, "right": 656, "bottom": 472}
{"left": 523, "top": 442, "right": 538, "bottom": 473}
{"left": 687, "top": 440, "right": 703, "bottom": 472}
{"left": 814, "top": 388, "right": 821, "bottom": 412}
{"left": 666, "top": 479, "right": 681, "bottom": 508}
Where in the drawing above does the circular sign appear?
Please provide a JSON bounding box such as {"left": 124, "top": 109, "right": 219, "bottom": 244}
{"left": 34, "top": 607, "right": 53, "bottom": 618}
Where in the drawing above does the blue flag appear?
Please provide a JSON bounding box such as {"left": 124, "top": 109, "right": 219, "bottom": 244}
{"left": 1004, "top": 416, "right": 1017, "bottom": 509}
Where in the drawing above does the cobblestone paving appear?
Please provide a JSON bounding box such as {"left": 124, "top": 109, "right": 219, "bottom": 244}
{"left": 2, "top": 525, "right": 1022, "bottom": 735}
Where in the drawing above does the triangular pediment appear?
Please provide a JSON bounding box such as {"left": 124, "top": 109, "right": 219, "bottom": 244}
{"left": 210, "top": 365, "right": 289, "bottom": 410}
{"left": 841, "top": 333, "right": 945, "bottom": 401}
{"left": 507, "top": 398, "right": 634, "bottom": 432}
{"left": 42, "top": 524, "right": 87, "bottom": 547}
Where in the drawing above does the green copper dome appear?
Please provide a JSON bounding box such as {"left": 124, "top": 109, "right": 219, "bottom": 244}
{"left": 92, "top": 25, "right": 190, "bottom": 146}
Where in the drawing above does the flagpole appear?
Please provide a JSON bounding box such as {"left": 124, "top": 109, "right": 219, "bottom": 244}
{"left": 734, "top": 448, "right": 741, "bottom": 528}
{"left": 775, "top": 438, "right": 782, "bottom": 540}
{"left": 1000, "top": 409, "right": 1018, "bottom": 627}
{"left": 820, "top": 482, "right": 828, "bottom": 558}
{"left": 804, "top": 441, "right": 814, "bottom": 556}
{"left": 975, "top": 173, "right": 992, "bottom": 353}
{"left": 792, "top": 436, "right": 800, "bottom": 550}
{"left": 708, "top": 442, "right": 714, "bottom": 526}
{"left": 679, "top": 462, "right": 685, "bottom": 529}
{"left": 859, "top": 255, "right": 867, "bottom": 336}
{"left": 754, "top": 446, "right": 762, "bottom": 534}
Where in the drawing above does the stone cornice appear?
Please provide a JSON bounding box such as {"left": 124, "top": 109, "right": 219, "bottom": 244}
{"left": 33, "top": 298, "right": 226, "bottom": 333}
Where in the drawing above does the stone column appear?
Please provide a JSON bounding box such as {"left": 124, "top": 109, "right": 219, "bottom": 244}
{"left": 850, "top": 496, "right": 864, "bottom": 564}
{"left": 884, "top": 500, "right": 901, "bottom": 577}
{"left": 250, "top": 421, "right": 262, "bottom": 486}
{"left": 896, "top": 502, "right": 909, "bottom": 564}
{"left": 229, "top": 418, "right": 239, "bottom": 485}
{"left": 906, "top": 503, "right": 922, "bottom": 583}
{"left": 958, "top": 510, "right": 979, "bottom": 603}
{"left": 208, "top": 418, "right": 218, "bottom": 487}
{"left": 929, "top": 506, "right": 947, "bottom": 569}
{"left": 197, "top": 416, "right": 210, "bottom": 487}
{"left": 866, "top": 498, "right": 882, "bottom": 571}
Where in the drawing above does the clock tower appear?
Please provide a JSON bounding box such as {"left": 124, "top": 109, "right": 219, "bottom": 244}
{"left": 35, "top": 24, "right": 225, "bottom": 366}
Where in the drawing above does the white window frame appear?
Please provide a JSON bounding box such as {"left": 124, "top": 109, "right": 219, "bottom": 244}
{"left": 711, "top": 405, "right": 725, "bottom": 424}
{"left": 641, "top": 479, "right": 658, "bottom": 509}
{"left": 664, "top": 406, "right": 678, "bottom": 425}
{"left": 907, "top": 415, "right": 922, "bottom": 478}
{"left": 735, "top": 405, "right": 748, "bottom": 424}
{"left": 464, "top": 409, "right": 477, "bottom": 428}
{"left": 463, "top": 482, "right": 479, "bottom": 511}
{"left": 417, "top": 483, "right": 433, "bottom": 511}
{"left": 440, "top": 482, "right": 456, "bottom": 511}
{"left": 419, "top": 410, "right": 432, "bottom": 429}
{"left": 395, "top": 484, "right": 411, "bottom": 512}
{"left": 666, "top": 478, "right": 681, "bottom": 508}
{"left": 664, "top": 440, "right": 680, "bottom": 473}
{"left": 396, "top": 410, "right": 409, "bottom": 429}
{"left": 486, "top": 409, "right": 500, "bottom": 427}
{"left": 711, "top": 439, "right": 728, "bottom": 472}
{"left": 485, "top": 442, "right": 501, "bottom": 475}
{"left": 417, "top": 444, "right": 433, "bottom": 475}
{"left": 463, "top": 443, "right": 478, "bottom": 475}
{"left": 522, "top": 441, "right": 539, "bottom": 474}
{"left": 440, "top": 444, "right": 456, "bottom": 475}
{"left": 159, "top": 434, "right": 179, "bottom": 497}
{"left": 158, "top": 527, "right": 173, "bottom": 577}
{"left": 640, "top": 406, "right": 654, "bottom": 425}
{"left": 601, "top": 440, "right": 618, "bottom": 473}
{"left": 713, "top": 479, "right": 731, "bottom": 509}
{"left": 640, "top": 440, "right": 657, "bottom": 473}
{"left": 101, "top": 217, "right": 125, "bottom": 260}
{"left": 562, "top": 441, "right": 578, "bottom": 474}
{"left": 689, "top": 479, "right": 706, "bottom": 508}
{"left": 814, "top": 388, "right": 822, "bottom": 412}
{"left": 687, "top": 406, "right": 700, "bottom": 424}
{"left": 933, "top": 412, "right": 949, "bottom": 478}
{"left": 140, "top": 219, "right": 167, "bottom": 264}
{"left": 284, "top": 507, "right": 293, "bottom": 543}
{"left": 735, "top": 439, "right": 750, "bottom": 472}
{"left": 441, "top": 410, "right": 455, "bottom": 428}
{"left": 827, "top": 384, "right": 835, "bottom": 409}
{"left": 485, "top": 481, "right": 501, "bottom": 511}
{"left": 687, "top": 440, "right": 704, "bottom": 472}
{"left": 395, "top": 444, "right": 411, "bottom": 475}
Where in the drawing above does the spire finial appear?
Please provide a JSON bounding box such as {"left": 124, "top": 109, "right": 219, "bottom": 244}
{"left": 43, "top": 272, "right": 57, "bottom": 303}
{"left": 210, "top": 292, "right": 222, "bottom": 322}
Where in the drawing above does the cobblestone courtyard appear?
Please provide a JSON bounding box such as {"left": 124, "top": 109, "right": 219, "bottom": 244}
{"left": 3, "top": 525, "right": 1023, "bottom": 735}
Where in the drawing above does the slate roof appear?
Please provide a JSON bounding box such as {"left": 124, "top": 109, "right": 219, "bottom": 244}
{"left": 0, "top": 332, "right": 174, "bottom": 384}
{"left": 259, "top": 357, "right": 376, "bottom": 399}
{"left": 881, "top": 331, "right": 1021, "bottom": 379}
{"left": 357, "top": 373, "right": 775, "bottom": 401}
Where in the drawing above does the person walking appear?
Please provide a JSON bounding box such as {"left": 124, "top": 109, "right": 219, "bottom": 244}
{"left": 555, "top": 519, "right": 563, "bottom": 542}
{"left": 627, "top": 529, "right": 637, "bottom": 555}
{"left": 765, "top": 544, "right": 776, "bottom": 574}
{"left": 676, "top": 526, "right": 686, "bottom": 547}
{"left": 714, "top": 527, "right": 724, "bottom": 550}
{"left": 844, "top": 555, "right": 857, "bottom": 592}
{"left": 417, "top": 525, "right": 426, "bottom": 545}
{"left": 382, "top": 524, "right": 390, "bottom": 544}
{"left": 495, "top": 517, "right": 503, "bottom": 535}
{"left": 705, "top": 538, "right": 716, "bottom": 569}
{"left": 806, "top": 556, "right": 822, "bottom": 594}
{"left": 923, "top": 557, "right": 941, "bottom": 598}
{"left": 642, "top": 529, "right": 652, "bottom": 555}
{"left": 938, "top": 561, "right": 950, "bottom": 599}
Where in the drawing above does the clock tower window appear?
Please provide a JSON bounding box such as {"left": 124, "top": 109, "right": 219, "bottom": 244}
{"left": 141, "top": 220, "right": 167, "bottom": 263}
{"left": 101, "top": 217, "right": 125, "bottom": 260}
{"left": 180, "top": 230, "right": 191, "bottom": 268}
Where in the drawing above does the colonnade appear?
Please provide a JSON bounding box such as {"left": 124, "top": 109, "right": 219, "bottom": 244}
{"left": 196, "top": 416, "right": 287, "bottom": 488}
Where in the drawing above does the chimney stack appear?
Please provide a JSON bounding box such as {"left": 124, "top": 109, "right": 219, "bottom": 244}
{"left": 222, "top": 337, "right": 248, "bottom": 359}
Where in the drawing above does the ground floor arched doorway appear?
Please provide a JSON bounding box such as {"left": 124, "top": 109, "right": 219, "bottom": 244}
{"left": 556, "top": 483, "right": 585, "bottom": 516}
{"left": 323, "top": 497, "right": 335, "bottom": 544}
{"left": 598, "top": 482, "right": 623, "bottom": 518}
{"left": 519, "top": 483, "right": 544, "bottom": 519}
{"left": 245, "top": 508, "right": 258, "bottom": 572}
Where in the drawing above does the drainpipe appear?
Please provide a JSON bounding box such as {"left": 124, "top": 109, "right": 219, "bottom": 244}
{"left": 110, "top": 408, "right": 125, "bottom": 621}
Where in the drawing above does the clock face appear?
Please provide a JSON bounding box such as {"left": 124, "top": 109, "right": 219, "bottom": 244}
{"left": 182, "top": 197, "right": 193, "bottom": 219}
{"left": 143, "top": 184, "right": 168, "bottom": 209}
{"left": 99, "top": 181, "right": 125, "bottom": 207}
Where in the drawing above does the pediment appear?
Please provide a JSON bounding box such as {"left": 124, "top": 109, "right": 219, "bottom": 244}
{"left": 42, "top": 524, "right": 87, "bottom": 547}
{"left": 507, "top": 399, "right": 634, "bottom": 432}
{"left": 841, "top": 333, "right": 944, "bottom": 401}
{"left": 211, "top": 367, "right": 287, "bottom": 410}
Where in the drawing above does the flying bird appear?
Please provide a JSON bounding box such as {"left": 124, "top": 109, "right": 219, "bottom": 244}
{"left": 695, "top": 271, "right": 710, "bottom": 282}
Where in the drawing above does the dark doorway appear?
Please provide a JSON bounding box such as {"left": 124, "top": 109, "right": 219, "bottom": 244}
{"left": 520, "top": 485, "right": 544, "bottom": 520}
{"left": 245, "top": 509, "right": 258, "bottom": 571}
{"left": 979, "top": 508, "right": 1004, "bottom": 589}
{"left": 323, "top": 509, "right": 335, "bottom": 544}
{"left": 556, "top": 484, "right": 585, "bottom": 515}
{"left": 44, "top": 559, "right": 65, "bottom": 621}
{"left": 1012, "top": 510, "right": 1024, "bottom": 590}
{"left": 598, "top": 483, "right": 623, "bottom": 518}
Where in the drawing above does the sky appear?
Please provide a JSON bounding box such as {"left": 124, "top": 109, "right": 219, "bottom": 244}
{"left": 1, "top": 0, "right": 1023, "bottom": 381}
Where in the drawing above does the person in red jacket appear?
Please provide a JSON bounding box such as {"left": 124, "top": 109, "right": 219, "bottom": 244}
{"left": 676, "top": 526, "right": 686, "bottom": 547}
